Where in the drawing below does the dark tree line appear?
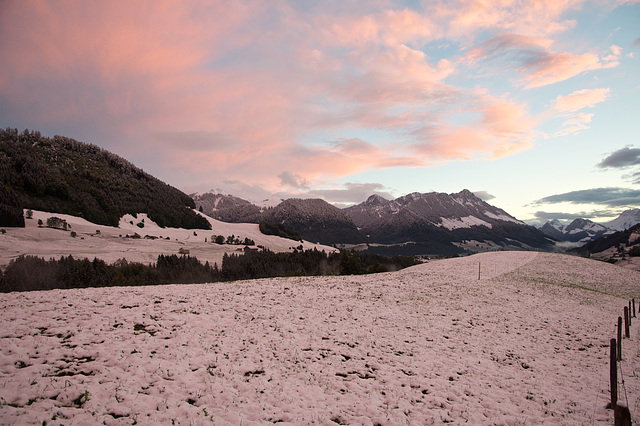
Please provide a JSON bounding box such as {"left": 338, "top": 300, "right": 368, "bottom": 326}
{"left": 0, "top": 128, "right": 210, "bottom": 229}
{"left": 0, "top": 249, "right": 419, "bottom": 293}
{"left": 220, "top": 248, "right": 419, "bottom": 281}
{"left": 0, "top": 255, "right": 221, "bottom": 292}
{"left": 258, "top": 222, "right": 303, "bottom": 241}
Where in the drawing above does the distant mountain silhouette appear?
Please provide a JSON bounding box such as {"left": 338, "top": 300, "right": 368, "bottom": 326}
{"left": 538, "top": 218, "right": 611, "bottom": 243}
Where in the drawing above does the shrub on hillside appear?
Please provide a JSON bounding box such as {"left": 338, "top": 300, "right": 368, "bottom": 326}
{"left": 46, "top": 216, "right": 68, "bottom": 230}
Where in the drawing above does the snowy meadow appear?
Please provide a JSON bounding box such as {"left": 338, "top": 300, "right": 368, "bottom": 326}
{"left": 2, "top": 251, "right": 640, "bottom": 425}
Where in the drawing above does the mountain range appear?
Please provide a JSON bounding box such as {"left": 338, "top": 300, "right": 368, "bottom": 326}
{"left": 194, "top": 190, "right": 554, "bottom": 256}
{"left": 567, "top": 223, "right": 640, "bottom": 269}
{"left": 4, "top": 127, "right": 637, "bottom": 257}
{"left": 538, "top": 218, "right": 611, "bottom": 243}
{"left": 537, "top": 209, "right": 640, "bottom": 244}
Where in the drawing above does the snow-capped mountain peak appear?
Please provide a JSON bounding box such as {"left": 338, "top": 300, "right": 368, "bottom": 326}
{"left": 605, "top": 209, "right": 640, "bottom": 232}
{"left": 549, "top": 219, "right": 564, "bottom": 231}
{"left": 363, "top": 194, "right": 389, "bottom": 206}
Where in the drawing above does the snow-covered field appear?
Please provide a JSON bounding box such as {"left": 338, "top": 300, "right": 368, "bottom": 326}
{"left": 0, "top": 210, "right": 336, "bottom": 269}
{"left": 2, "top": 251, "right": 640, "bottom": 425}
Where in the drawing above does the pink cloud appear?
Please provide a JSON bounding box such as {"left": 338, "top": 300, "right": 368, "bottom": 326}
{"left": 0, "top": 0, "right": 262, "bottom": 134}
{"left": 553, "top": 113, "right": 594, "bottom": 137}
{"left": 523, "top": 52, "right": 614, "bottom": 88}
{"left": 553, "top": 88, "right": 610, "bottom": 112}
{"left": 548, "top": 88, "right": 609, "bottom": 137}
{"left": 442, "top": 0, "right": 581, "bottom": 37}
{"left": 468, "top": 33, "right": 620, "bottom": 88}
{"left": 329, "top": 8, "right": 436, "bottom": 47}
{"left": 411, "top": 97, "right": 536, "bottom": 161}
{"left": 0, "top": 0, "right": 629, "bottom": 197}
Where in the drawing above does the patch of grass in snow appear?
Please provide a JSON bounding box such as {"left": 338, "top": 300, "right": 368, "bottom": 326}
{"left": 513, "top": 275, "right": 614, "bottom": 296}
{"left": 72, "top": 390, "right": 89, "bottom": 408}
{"left": 133, "top": 323, "right": 156, "bottom": 336}
{"left": 331, "top": 415, "right": 348, "bottom": 425}
{"left": 243, "top": 369, "right": 265, "bottom": 377}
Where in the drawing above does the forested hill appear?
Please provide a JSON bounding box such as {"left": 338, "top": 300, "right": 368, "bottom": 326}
{"left": 0, "top": 128, "right": 210, "bottom": 230}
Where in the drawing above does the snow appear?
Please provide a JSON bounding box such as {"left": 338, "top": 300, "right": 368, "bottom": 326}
{"left": 483, "top": 211, "right": 523, "bottom": 225}
{"left": 2, "top": 251, "right": 640, "bottom": 424}
{"left": 0, "top": 210, "right": 337, "bottom": 269}
{"left": 605, "top": 209, "right": 640, "bottom": 232}
{"left": 255, "top": 199, "right": 282, "bottom": 209}
{"left": 438, "top": 216, "right": 492, "bottom": 230}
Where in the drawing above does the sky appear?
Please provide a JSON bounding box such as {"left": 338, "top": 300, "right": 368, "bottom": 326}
{"left": 1, "top": 0, "right": 639, "bottom": 224}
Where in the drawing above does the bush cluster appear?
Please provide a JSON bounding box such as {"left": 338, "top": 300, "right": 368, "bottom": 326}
{"left": 211, "top": 234, "right": 255, "bottom": 245}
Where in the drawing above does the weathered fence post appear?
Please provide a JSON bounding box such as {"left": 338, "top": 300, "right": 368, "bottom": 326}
{"left": 633, "top": 298, "right": 636, "bottom": 318}
{"left": 629, "top": 301, "right": 632, "bottom": 326}
{"left": 615, "top": 404, "right": 632, "bottom": 426}
{"left": 624, "top": 307, "right": 630, "bottom": 338}
{"left": 611, "top": 338, "right": 618, "bottom": 409}
{"left": 618, "top": 316, "right": 622, "bottom": 361}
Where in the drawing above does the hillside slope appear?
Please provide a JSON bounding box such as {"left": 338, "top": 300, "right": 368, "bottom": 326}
{"left": 192, "top": 192, "right": 261, "bottom": 222}
{"left": 1, "top": 252, "right": 639, "bottom": 424}
{"left": 195, "top": 195, "right": 365, "bottom": 245}
{"left": 0, "top": 209, "right": 336, "bottom": 270}
{"left": 0, "top": 128, "right": 210, "bottom": 229}
{"left": 260, "top": 198, "right": 364, "bottom": 245}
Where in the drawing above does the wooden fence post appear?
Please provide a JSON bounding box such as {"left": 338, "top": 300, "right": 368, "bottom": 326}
{"left": 629, "top": 301, "right": 632, "bottom": 326}
{"left": 624, "top": 307, "right": 630, "bottom": 338}
{"left": 618, "top": 316, "right": 622, "bottom": 361}
{"left": 633, "top": 298, "right": 636, "bottom": 318}
{"left": 611, "top": 338, "right": 618, "bottom": 409}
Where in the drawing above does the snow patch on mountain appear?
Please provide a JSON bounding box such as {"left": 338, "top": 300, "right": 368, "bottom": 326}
{"left": 484, "top": 211, "right": 523, "bottom": 224}
{"left": 438, "top": 216, "right": 493, "bottom": 230}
